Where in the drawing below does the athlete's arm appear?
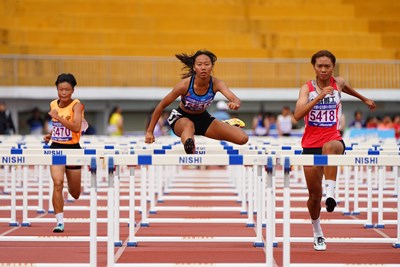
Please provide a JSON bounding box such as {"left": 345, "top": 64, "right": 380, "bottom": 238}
{"left": 336, "top": 77, "right": 376, "bottom": 111}
{"left": 214, "top": 78, "right": 241, "bottom": 110}
{"left": 48, "top": 102, "right": 84, "bottom": 133}
{"left": 294, "top": 84, "right": 329, "bottom": 121}
{"left": 145, "top": 80, "right": 187, "bottom": 143}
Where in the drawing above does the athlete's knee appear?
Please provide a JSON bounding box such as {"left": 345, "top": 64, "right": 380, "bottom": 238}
{"left": 52, "top": 180, "right": 64, "bottom": 192}
{"left": 68, "top": 188, "right": 81, "bottom": 200}
{"left": 235, "top": 133, "right": 249, "bottom": 145}
{"left": 308, "top": 191, "right": 322, "bottom": 202}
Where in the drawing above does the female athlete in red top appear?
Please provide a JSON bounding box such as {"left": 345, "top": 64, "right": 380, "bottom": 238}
{"left": 294, "top": 50, "right": 376, "bottom": 251}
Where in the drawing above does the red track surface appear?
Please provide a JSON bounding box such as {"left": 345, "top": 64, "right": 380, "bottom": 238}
{"left": 0, "top": 167, "right": 399, "bottom": 266}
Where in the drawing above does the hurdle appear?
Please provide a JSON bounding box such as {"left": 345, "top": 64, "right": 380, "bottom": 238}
{"left": 279, "top": 154, "right": 400, "bottom": 267}
{"left": 101, "top": 152, "right": 399, "bottom": 266}
{"left": 2, "top": 138, "right": 399, "bottom": 266}
{"left": 0, "top": 154, "right": 99, "bottom": 267}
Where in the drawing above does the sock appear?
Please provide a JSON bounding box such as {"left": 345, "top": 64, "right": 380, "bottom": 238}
{"left": 311, "top": 217, "right": 323, "bottom": 238}
{"left": 55, "top": 212, "right": 64, "bottom": 225}
{"left": 325, "top": 180, "right": 336, "bottom": 199}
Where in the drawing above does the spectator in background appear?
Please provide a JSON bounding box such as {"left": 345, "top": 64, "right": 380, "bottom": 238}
{"left": 252, "top": 111, "right": 269, "bottom": 136}
{"left": 26, "top": 107, "right": 44, "bottom": 135}
{"left": 365, "top": 116, "right": 379, "bottom": 128}
{"left": 377, "top": 115, "right": 393, "bottom": 130}
{"left": 213, "top": 100, "right": 231, "bottom": 121}
{"left": 393, "top": 115, "right": 400, "bottom": 139}
{"left": 268, "top": 113, "right": 277, "bottom": 136}
{"left": 0, "top": 102, "right": 16, "bottom": 135}
{"left": 349, "top": 110, "right": 365, "bottom": 128}
{"left": 277, "top": 106, "right": 295, "bottom": 136}
{"left": 107, "top": 106, "right": 124, "bottom": 136}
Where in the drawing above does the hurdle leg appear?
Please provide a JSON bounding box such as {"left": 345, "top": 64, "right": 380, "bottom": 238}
{"left": 240, "top": 166, "right": 247, "bottom": 214}
{"left": 21, "top": 166, "right": 31, "bottom": 226}
{"left": 114, "top": 166, "right": 122, "bottom": 246}
{"left": 156, "top": 166, "right": 164, "bottom": 203}
{"left": 246, "top": 167, "right": 254, "bottom": 227}
{"left": 36, "top": 165, "right": 45, "bottom": 213}
{"left": 254, "top": 166, "right": 264, "bottom": 247}
{"left": 47, "top": 166, "right": 54, "bottom": 214}
{"left": 282, "top": 157, "right": 291, "bottom": 267}
{"left": 394, "top": 166, "right": 399, "bottom": 197}
{"left": 127, "top": 167, "right": 138, "bottom": 246}
{"left": 393, "top": 167, "right": 400, "bottom": 248}
{"left": 352, "top": 166, "right": 360, "bottom": 215}
{"left": 149, "top": 166, "right": 156, "bottom": 214}
{"left": 140, "top": 165, "right": 149, "bottom": 226}
{"left": 9, "top": 166, "right": 18, "bottom": 226}
{"left": 265, "top": 159, "right": 274, "bottom": 267}
{"left": 89, "top": 157, "right": 97, "bottom": 267}
{"left": 107, "top": 157, "right": 115, "bottom": 267}
{"left": 364, "top": 166, "right": 373, "bottom": 228}
{"left": 3, "top": 165, "right": 10, "bottom": 194}
{"left": 342, "top": 166, "right": 350, "bottom": 215}
{"left": 375, "top": 166, "right": 385, "bottom": 228}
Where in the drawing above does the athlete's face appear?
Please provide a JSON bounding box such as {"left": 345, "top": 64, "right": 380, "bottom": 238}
{"left": 57, "top": 82, "right": 74, "bottom": 103}
{"left": 193, "top": 54, "right": 213, "bottom": 78}
{"left": 313, "top": 56, "right": 334, "bottom": 81}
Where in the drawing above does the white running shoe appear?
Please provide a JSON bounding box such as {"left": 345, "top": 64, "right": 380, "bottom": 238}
{"left": 314, "top": 236, "right": 326, "bottom": 251}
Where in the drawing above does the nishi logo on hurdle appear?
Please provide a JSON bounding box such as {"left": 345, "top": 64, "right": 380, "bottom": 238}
{"left": 0, "top": 136, "right": 399, "bottom": 267}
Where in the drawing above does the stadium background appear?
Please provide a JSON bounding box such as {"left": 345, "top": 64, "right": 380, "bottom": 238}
{"left": 0, "top": 0, "right": 399, "bottom": 135}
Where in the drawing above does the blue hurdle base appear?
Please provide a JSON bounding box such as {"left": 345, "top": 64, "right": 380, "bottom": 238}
{"left": 21, "top": 222, "right": 31, "bottom": 227}
{"left": 246, "top": 223, "right": 255, "bottom": 227}
{"left": 351, "top": 211, "right": 360, "bottom": 215}
{"left": 140, "top": 222, "right": 150, "bottom": 227}
{"left": 374, "top": 224, "right": 385, "bottom": 228}
{"left": 364, "top": 223, "right": 374, "bottom": 228}
{"left": 157, "top": 200, "right": 164, "bottom": 203}
{"left": 240, "top": 211, "right": 247, "bottom": 215}
{"left": 149, "top": 210, "right": 157, "bottom": 214}
{"left": 127, "top": 241, "right": 138, "bottom": 247}
{"left": 342, "top": 211, "right": 351, "bottom": 215}
{"left": 36, "top": 209, "right": 46, "bottom": 214}
{"left": 392, "top": 243, "right": 400, "bottom": 248}
{"left": 9, "top": 222, "right": 19, "bottom": 227}
{"left": 114, "top": 241, "right": 123, "bottom": 247}
{"left": 253, "top": 241, "right": 264, "bottom": 247}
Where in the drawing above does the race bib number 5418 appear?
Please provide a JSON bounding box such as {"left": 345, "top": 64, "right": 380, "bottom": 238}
{"left": 308, "top": 109, "right": 337, "bottom": 127}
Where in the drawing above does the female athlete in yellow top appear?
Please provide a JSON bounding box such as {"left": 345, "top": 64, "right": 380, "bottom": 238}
{"left": 44, "top": 73, "right": 85, "bottom": 233}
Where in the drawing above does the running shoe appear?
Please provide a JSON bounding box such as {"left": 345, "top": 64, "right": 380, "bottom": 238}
{"left": 313, "top": 236, "right": 327, "bottom": 251}
{"left": 223, "top": 118, "right": 245, "bottom": 128}
{"left": 53, "top": 223, "right": 64, "bottom": 233}
{"left": 184, "top": 138, "right": 195, "bottom": 154}
{"left": 325, "top": 197, "right": 337, "bottom": 212}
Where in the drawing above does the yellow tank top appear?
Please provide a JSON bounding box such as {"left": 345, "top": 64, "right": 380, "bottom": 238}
{"left": 50, "top": 99, "right": 84, "bottom": 144}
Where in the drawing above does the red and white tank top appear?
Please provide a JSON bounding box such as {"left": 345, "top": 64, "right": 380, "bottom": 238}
{"left": 302, "top": 77, "right": 342, "bottom": 148}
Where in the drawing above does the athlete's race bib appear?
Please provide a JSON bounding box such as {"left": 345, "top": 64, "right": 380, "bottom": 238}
{"left": 51, "top": 121, "right": 72, "bottom": 142}
{"left": 308, "top": 103, "right": 337, "bottom": 127}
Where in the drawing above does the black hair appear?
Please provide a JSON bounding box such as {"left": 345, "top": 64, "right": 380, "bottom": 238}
{"left": 175, "top": 50, "right": 217, "bottom": 79}
{"left": 55, "top": 73, "right": 77, "bottom": 88}
{"left": 311, "top": 50, "right": 336, "bottom": 66}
